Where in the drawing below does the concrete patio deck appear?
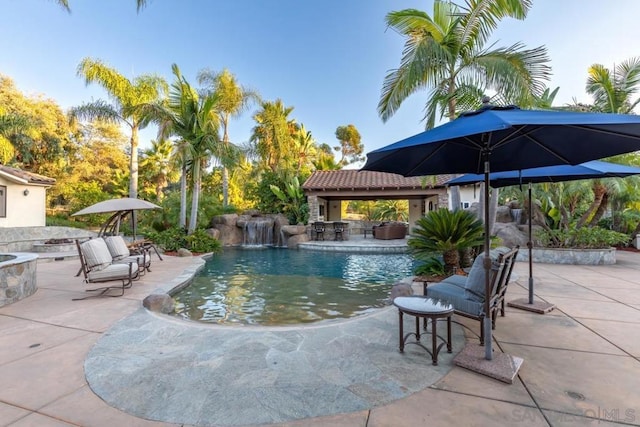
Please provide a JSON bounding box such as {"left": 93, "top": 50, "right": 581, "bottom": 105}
{"left": 1, "top": 244, "right": 639, "bottom": 426}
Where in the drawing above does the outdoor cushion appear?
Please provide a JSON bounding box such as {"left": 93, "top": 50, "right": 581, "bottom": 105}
{"left": 464, "top": 247, "right": 511, "bottom": 302}
{"left": 426, "top": 282, "right": 484, "bottom": 316}
{"left": 87, "top": 262, "right": 138, "bottom": 282}
{"left": 114, "top": 253, "right": 150, "bottom": 269}
{"left": 104, "top": 236, "right": 130, "bottom": 261}
{"left": 441, "top": 274, "right": 467, "bottom": 288}
{"left": 81, "top": 238, "right": 112, "bottom": 271}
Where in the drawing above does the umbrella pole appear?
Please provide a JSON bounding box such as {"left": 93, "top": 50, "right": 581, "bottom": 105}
{"left": 483, "top": 159, "right": 493, "bottom": 361}
{"left": 507, "top": 185, "right": 555, "bottom": 314}
{"left": 528, "top": 183, "right": 534, "bottom": 304}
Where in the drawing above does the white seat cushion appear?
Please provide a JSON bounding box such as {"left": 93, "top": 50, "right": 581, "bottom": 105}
{"left": 87, "top": 262, "right": 138, "bottom": 281}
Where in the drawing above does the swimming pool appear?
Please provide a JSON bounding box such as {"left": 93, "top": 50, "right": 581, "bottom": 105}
{"left": 172, "top": 248, "right": 415, "bottom": 325}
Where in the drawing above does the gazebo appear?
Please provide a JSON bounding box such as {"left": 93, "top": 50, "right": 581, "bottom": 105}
{"left": 302, "top": 170, "right": 457, "bottom": 232}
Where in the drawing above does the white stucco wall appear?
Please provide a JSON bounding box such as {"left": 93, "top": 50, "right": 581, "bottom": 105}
{"left": 328, "top": 200, "right": 342, "bottom": 221}
{"left": 448, "top": 184, "right": 480, "bottom": 210}
{"left": 0, "top": 177, "right": 47, "bottom": 227}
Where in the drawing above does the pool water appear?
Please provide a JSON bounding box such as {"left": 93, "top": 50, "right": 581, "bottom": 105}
{"left": 172, "top": 248, "right": 415, "bottom": 325}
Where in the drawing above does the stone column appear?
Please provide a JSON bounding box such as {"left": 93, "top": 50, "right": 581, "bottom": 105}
{"left": 437, "top": 191, "right": 449, "bottom": 210}
{"left": 308, "top": 195, "right": 319, "bottom": 223}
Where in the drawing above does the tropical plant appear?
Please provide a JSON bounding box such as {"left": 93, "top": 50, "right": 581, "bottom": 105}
{"left": 536, "top": 227, "right": 629, "bottom": 249}
{"left": 137, "top": 64, "right": 234, "bottom": 234}
{"left": 379, "top": 0, "right": 551, "bottom": 128}
{"left": 139, "top": 139, "right": 179, "bottom": 202}
{"left": 197, "top": 68, "right": 260, "bottom": 207}
{"left": 71, "top": 58, "right": 167, "bottom": 200}
{"left": 270, "top": 176, "right": 309, "bottom": 225}
{"left": 408, "top": 208, "right": 485, "bottom": 274}
{"left": 371, "top": 200, "right": 409, "bottom": 222}
{"left": 250, "top": 99, "right": 297, "bottom": 172}
{"left": 586, "top": 58, "right": 640, "bottom": 114}
{"left": 413, "top": 254, "right": 446, "bottom": 277}
{"left": 380, "top": 0, "right": 550, "bottom": 224}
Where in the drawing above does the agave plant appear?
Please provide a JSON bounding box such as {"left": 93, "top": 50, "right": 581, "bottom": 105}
{"left": 409, "top": 209, "right": 485, "bottom": 274}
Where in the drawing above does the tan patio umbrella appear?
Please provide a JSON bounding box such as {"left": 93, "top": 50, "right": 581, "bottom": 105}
{"left": 72, "top": 197, "right": 161, "bottom": 240}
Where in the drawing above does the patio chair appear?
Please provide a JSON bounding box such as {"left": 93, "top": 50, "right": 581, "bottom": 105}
{"left": 333, "top": 221, "right": 346, "bottom": 241}
{"left": 425, "top": 246, "right": 519, "bottom": 344}
{"left": 104, "top": 235, "right": 152, "bottom": 274}
{"left": 312, "top": 221, "right": 325, "bottom": 241}
{"left": 73, "top": 238, "right": 139, "bottom": 300}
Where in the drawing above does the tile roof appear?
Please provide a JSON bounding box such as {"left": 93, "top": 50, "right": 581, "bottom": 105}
{"left": 0, "top": 165, "right": 56, "bottom": 185}
{"left": 302, "top": 170, "right": 455, "bottom": 191}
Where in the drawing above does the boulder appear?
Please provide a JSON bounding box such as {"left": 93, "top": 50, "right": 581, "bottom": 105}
{"left": 143, "top": 294, "right": 175, "bottom": 314}
{"left": 281, "top": 225, "right": 307, "bottom": 237}
{"left": 210, "top": 214, "right": 238, "bottom": 227}
{"left": 495, "top": 205, "right": 512, "bottom": 223}
{"left": 286, "top": 233, "right": 310, "bottom": 249}
{"left": 493, "top": 222, "right": 528, "bottom": 248}
{"left": 206, "top": 228, "right": 220, "bottom": 240}
{"left": 177, "top": 248, "right": 193, "bottom": 257}
{"left": 273, "top": 214, "right": 290, "bottom": 247}
{"left": 212, "top": 224, "right": 243, "bottom": 246}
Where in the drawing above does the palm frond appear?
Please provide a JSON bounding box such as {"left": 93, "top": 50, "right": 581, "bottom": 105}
{"left": 68, "top": 100, "right": 123, "bottom": 125}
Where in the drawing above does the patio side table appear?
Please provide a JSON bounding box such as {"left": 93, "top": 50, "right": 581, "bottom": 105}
{"left": 393, "top": 296, "right": 454, "bottom": 365}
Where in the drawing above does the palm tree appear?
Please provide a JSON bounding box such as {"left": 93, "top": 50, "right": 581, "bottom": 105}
{"left": 139, "top": 139, "right": 179, "bottom": 202}
{"left": 138, "top": 64, "right": 227, "bottom": 234}
{"left": 380, "top": 0, "right": 549, "bottom": 228}
{"left": 71, "top": 58, "right": 167, "bottom": 200}
{"left": 293, "top": 125, "right": 317, "bottom": 174}
{"left": 586, "top": 58, "right": 640, "bottom": 114}
{"left": 378, "top": 0, "right": 551, "bottom": 127}
{"left": 250, "top": 99, "right": 297, "bottom": 172}
{"left": 570, "top": 58, "right": 640, "bottom": 227}
{"left": 197, "top": 68, "right": 260, "bottom": 207}
{"left": 409, "top": 208, "right": 485, "bottom": 274}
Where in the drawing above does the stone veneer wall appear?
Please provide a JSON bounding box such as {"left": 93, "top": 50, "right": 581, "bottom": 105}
{"left": 0, "top": 226, "right": 96, "bottom": 252}
{"left": 0, "top": 253, "right": 38, "bottom": 307}
{"left": 517, "top": 247, "right": 616, "bottom": 265}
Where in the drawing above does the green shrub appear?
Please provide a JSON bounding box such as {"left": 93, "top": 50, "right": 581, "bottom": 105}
{"left": 185, "top": 229, "right": 222, "bottom": 253}
{"left": 413, "top": 255, "right": 446, "bottom": 277}
{"left": 536, "top": 227, "right": 630, "bottom": 249}
{"left": 145, "top": 227, "right": 188, "bottom": 252}
{"left": 409, "top": 209, "right": 485, "bottom": 274}
{"left": 145, "top": 227, "right": 222, "bottom": 253}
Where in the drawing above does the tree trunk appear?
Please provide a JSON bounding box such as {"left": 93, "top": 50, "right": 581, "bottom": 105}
{"left": 129, "top": 125, "right": 139, "bottom": 199}
{"left": 577, "top": 182, "right": 606, "bottom": 228}
{"left": 179, "top": 165, "right": 187, "bottom": 229}
{"left": 222, "top": 166, "right": 229, "bottom": 207}
{"left": 588, "top": 192, "right": 609, "bottom": 226}
{"left": 222, "top": 120, "right": 230, "bottom": 207}
{"left": 442, "top": 249, "right": 460, "bottom": 274}
{"left": 188, "top": 159, "right": 202, "bottom": 234}
{"left": 450, "top": 186, "right": 461, "bottom": 211}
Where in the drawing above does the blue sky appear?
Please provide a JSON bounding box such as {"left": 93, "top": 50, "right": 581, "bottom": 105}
{"left": 3, "top": 0, "right": 640, "bottom": 165}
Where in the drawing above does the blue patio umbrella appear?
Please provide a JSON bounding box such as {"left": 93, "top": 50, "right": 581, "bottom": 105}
{"left": 447, "top": 160, "right": 640, "bottom": 313}
{"left": 362, "top": 104, "right": 640, "bottom": 361}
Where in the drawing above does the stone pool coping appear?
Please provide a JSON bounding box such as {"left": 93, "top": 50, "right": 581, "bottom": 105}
{"left": 85, "top": 304, "right": 463, "bottom": 426}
